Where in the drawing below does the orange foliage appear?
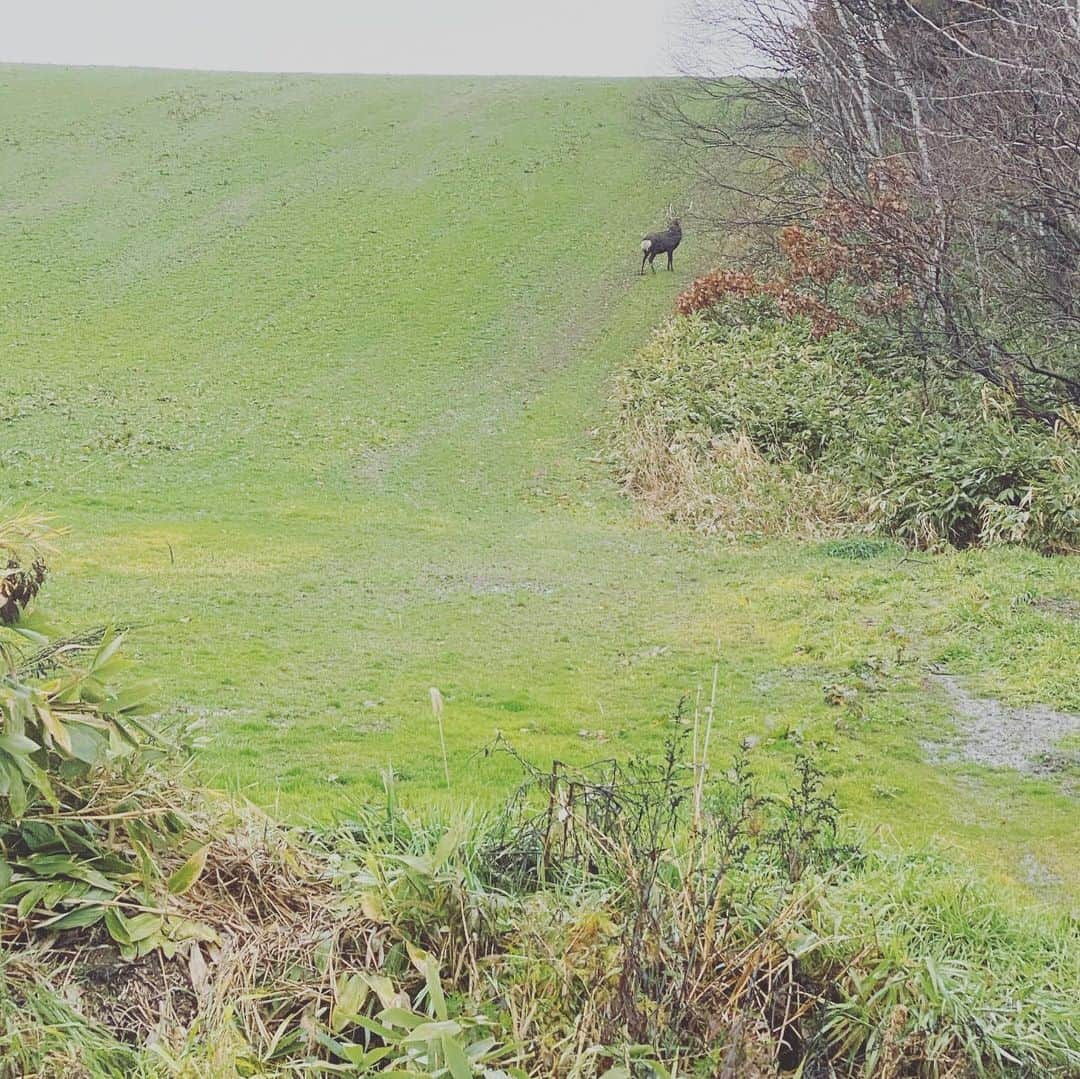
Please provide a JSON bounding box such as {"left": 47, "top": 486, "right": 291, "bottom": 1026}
{"left": 676, "top": 163, "right": 921, "bottom": 338}
{"left": 675, "top": 270, "right": 759, "bottom": 316}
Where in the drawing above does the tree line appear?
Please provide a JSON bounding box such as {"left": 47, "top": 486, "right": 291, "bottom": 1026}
{"left": 659, "top": 0, "right": 1079, "bottom": 421}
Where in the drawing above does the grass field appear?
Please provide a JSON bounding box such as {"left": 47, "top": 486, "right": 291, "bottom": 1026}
{"left": 2, "top": 65, "right": 1076, "bottom": 908}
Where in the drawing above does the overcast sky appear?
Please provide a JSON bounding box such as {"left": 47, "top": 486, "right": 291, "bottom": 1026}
{"left": 1, "top": 0, "right": 737, "bottom": 77}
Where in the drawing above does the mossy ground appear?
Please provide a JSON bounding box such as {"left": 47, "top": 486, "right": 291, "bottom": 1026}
{"left": 2, "top": 65, "right": 1076, "bottom": 908}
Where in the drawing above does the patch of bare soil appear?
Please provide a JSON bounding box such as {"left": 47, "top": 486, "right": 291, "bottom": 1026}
{"left": 1031, "top": 595, "right": 1080, "bottom": 622}
{"left": 926, "top": 674, "right": 1080, "bottom": 780}
{"left": 426, "top": 570, "right": 556, "bottom": 598}
{"left": 16, "top": 817, "right": 383, "bottom": 1054}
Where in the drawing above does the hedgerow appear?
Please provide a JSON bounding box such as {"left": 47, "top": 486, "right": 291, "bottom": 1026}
{"left": 614, "top": 302, "right": 1080, "bottom": 551}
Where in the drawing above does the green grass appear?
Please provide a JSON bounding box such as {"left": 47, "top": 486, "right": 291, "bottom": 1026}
{"left": 2, "top": 65, "right": 1077, "bottom": 908}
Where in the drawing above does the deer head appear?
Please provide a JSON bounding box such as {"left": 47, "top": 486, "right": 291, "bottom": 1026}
{"left": 668, "top": 199, "right": 693, "bottom": 228}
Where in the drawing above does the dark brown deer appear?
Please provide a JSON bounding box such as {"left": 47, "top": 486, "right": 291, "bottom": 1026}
{"left": 640, "top": 217, "right": 682, "bottom": 274}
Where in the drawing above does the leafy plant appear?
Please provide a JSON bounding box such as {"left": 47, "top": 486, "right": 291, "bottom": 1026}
{"left": 0, "top": 512, "right": 213, "bottom": 957}
{"left": 317, "top": 946, "right": 521, "bottom": 1076}
{"left": 0, "top": 628, "right": 214, "bottom": 946}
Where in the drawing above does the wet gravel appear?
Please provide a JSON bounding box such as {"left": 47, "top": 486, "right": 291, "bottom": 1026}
{"left": 924, "top": 674, "right": 1080, "bottom": 779}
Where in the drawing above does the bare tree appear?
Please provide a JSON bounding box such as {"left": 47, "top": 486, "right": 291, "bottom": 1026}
{"left": 657, "top": 0, "right": 1080, "bottom": 417}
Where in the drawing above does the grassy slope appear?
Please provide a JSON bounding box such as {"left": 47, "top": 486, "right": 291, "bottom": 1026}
{"left": 1, "top": 65, "right": 1076, "bottom": 906}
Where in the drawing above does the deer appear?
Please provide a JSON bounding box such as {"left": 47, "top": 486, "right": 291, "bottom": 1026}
{"left": 640, "top": 205, "right": 685, "bottom": 274}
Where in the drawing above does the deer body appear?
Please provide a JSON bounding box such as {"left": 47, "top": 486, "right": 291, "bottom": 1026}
{"left": 640, "top": 219, "right": 682, "bottom": 274}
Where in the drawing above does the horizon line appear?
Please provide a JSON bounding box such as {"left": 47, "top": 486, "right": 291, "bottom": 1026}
{"left": 0, "top": 59, "right": 701, "bottom": 80}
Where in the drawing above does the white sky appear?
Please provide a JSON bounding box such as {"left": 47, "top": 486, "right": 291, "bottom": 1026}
{"left": 1, "top": 0, "right": 722, "bottom": 77}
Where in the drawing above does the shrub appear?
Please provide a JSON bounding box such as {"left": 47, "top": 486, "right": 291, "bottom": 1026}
{"left": 0, "top": 571, "right": 216, "bottom": 957}
{"left": 320, "top": 726, "right": 1080, "bottom": 1077}
{"left": 675, "top": 266, "right": 850, "bottom": 339}
{"left": 613, "top": 306, "right": 1080, "bottom": 552}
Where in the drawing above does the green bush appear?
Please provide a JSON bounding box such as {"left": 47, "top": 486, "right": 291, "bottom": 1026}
{"left": 614, "top": 305, "right": 1080, "bottom": 552}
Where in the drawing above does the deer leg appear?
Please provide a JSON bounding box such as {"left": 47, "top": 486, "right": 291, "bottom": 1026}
{"left": 640, "top": 251, "right": 648, "bottom": 275}
{"left": 649, "top": 252, "right": 657, "bottom": 273}
{"left": 667, "top": 250, "right": 674, "bottom": 270}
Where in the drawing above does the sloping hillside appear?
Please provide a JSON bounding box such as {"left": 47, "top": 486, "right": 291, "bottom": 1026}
{"left": 1, "top": 65, "right": 1076, "bottom": 902}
